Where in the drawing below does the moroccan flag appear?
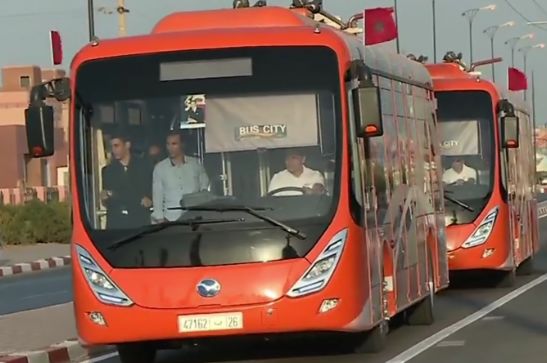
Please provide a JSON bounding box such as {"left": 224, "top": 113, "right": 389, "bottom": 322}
{"left": 364, "top": 7, "right": 398, "bottom": 45}
{"left": 508, "top": 67, "right": 527, "bottom": 91}
{"left": 50, "top": 30, "right": 63, "bottom": 65}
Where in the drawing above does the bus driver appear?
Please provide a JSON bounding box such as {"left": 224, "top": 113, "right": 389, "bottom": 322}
{"left": 268, "top": 148, "right": 325, "bottom": 196}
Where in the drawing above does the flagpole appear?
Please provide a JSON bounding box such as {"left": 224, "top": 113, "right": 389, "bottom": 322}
{"left": 532, "top": 70, "right": 536, "bottom": 128}
{"left": 394, "top": 0, "right": 400, "bottom": 53}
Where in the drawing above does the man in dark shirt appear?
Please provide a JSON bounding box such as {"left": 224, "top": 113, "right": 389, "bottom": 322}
{"left": 101, "top": 132, "right": 153, "bottom": 229}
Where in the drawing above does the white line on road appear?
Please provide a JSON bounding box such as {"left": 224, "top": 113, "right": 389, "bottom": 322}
{"left": 386, "top": 272, "right": 547, "bottom": 363}
{"left": 80, "top": 351, "right": 119, "bottom": 363}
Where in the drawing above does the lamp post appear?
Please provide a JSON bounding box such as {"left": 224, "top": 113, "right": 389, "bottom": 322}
{"left": 87, "top": 0, "right": 95, "bottom": 41}
{"left": 432, "top": 0, "right": 437, "bottom": 62}
{"left": 483, "top": 21, "right": 515, "bottom": 82}
{"left": 504, "top": 33, "right": 534, "bottom": 67}
{"left": 518, "top": 43, "right": 545, "bottom": 100}
{"left": 462, "top": 4, "right": 496, "bottom": 64}
{"left": 394, "top": 0, "right": 400, "bottom": 53}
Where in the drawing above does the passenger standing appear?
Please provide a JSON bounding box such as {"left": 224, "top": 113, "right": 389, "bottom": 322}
{"left": 101, "top": 132, "right": 153, "bottom": 229}
{"left": 151, "top": 131, "right": 210, "bottom": 223}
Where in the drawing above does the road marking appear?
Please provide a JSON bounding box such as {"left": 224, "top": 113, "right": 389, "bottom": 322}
{"left": 436, "top": 340, "right": 465, "bottom": 347}
{"left": 482, "top": 315, "right": 504, "bottom": 321}
{"left": 80, "top": 351, "right": 119, "bottom": 363}
{"left": 386, "top": 272, "right": 547, "bottom": 363}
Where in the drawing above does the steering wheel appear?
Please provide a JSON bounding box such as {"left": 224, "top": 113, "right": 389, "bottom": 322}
{"left": 267, "top": 186, "right": 307, "bottom": 196}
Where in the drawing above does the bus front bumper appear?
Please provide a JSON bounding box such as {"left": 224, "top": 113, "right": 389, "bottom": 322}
{"left": 75, "top": 292, "right": 371, "bottom": 346}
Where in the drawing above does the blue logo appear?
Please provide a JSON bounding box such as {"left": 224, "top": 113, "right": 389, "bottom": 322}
{"left": 197, "top": 279, "right": 221, "bottom": 297}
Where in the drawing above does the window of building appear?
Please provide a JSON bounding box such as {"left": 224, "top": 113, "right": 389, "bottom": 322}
{"left": 20, "top": 76, "right": 30, "bottom": 88}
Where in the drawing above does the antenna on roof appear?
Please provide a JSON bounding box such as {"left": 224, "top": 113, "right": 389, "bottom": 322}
{"left": 291, "top": 0, "right": 323, "bottom": 14}
{"left": 407, "top": 54, "right": 429, "bottom": 64}
{"left": 233, "top": 0, "right": 250, "bottom": 8}
{"left": 443, "top": 51, "right": 469, "bottom": 71}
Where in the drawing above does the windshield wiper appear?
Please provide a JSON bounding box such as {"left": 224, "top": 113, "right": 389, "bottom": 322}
{"left": 107, "top": 217, "right": 244, "bottom": 251}
{"left": 443, "top": 194, "right": 474, "bottom": 212}
{"left": 169, "top": 204, "right": 307, "bottom": 240}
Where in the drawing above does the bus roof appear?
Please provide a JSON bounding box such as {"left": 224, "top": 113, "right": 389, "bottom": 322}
{"left": 72, "top": 6, "right": 432, "bottom": 88}
{"left": 152, "top": 6, "right": 432, "bottom": 88}
{"left": 425, "top": 62, "right": 530, "bottom": 114}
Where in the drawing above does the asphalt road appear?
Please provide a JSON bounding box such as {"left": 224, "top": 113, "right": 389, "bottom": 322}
{"left": 0, "top": 266, "right": 72, "bottom": 315}
{"left": 91, "top": 213, "right": 547, "bottom": 363}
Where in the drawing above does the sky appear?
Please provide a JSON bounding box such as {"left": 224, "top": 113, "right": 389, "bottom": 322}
{"left": 2, "top": 0, "right": 547, "bottom": 122}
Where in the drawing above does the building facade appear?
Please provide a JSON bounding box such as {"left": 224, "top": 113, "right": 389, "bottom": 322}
{"left": 0, "top": 65, "right": 69, "bottom": 189}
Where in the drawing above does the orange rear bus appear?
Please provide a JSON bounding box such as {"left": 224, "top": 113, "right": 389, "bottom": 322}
{"left": 24, "top": 4, "right": 448, "bottom": 362}
{"left": 425, "top": 57, "right": 539, "bottom": 286}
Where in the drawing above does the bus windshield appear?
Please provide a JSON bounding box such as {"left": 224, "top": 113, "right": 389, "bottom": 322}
{"left": 436, "top": 90, "right": 495, "bottom": 224}
{"left": 73, "top": 46, "right": 342, "bottom": 268}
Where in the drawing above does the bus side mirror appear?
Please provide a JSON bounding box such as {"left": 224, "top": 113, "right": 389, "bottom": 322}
{"left": 24, "top": 104, "right": 55, "bottom": 158}
{"left": 501, "top": 115, "right": 519, "bottom": 149}
{"left": 353, "top": 84, "right": 383, "bottom": 138}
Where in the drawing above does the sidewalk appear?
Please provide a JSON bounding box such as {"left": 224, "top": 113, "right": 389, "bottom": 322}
{"left": 0, "top": 302, "right": 113, "bottom": 363}
{"left": 0, "top": 243, "right": 71, "bottom": 278}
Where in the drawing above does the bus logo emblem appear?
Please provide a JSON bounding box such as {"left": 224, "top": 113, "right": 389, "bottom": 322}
{"left": 197, "top": 279, "right": 221, "bottom": 297}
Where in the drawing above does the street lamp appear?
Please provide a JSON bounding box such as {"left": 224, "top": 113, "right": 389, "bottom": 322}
{"left": 483, "top": 21, "right": 515, "bottom": 82}
{"left": 518, "top": 43, "right": 545, "bottom": 100}
{"left": 504, "top": 33, "right": 534, "bottom": 67}
{"left": 87, "top": 0, "right": 95, "bottom": 41}
{"left": 462, "top": 4, "right": 496, "bottom": 64}
{"left": 432, "top": 0, "right": 437, "bottom": 62}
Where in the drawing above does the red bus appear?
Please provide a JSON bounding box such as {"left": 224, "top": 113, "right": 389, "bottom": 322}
{"left": 24, "top": 4, "right": 448, "bottom": 362}
{"left": 425, "top": 56, "right": 539, "bottom": 286}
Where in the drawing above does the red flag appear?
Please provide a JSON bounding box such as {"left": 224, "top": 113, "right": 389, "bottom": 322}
{"left": 508, "top": 67, "right": 527, "bottom": 91}
{"left": 364, "top": 7, "right": 398, "bottom": 45}
{"left": 50, "top": 30, "right": 63, "bottom": 65}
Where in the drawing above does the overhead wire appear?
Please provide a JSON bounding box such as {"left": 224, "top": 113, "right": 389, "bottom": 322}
{"left": 532, "top": 0, "right": 547, "bottom": 18}
{"left": 504, "top": 0, "right": 547, "bottom": 31}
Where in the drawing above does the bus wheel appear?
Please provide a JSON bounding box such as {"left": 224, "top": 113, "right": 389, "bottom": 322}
{"left": 117, "top": 343, "right": 157, "bottom": 363}
{"left": 354, "top": 320, "right": 389, "bottom": 354}
{"left": 406, "top": 249, "right": 435, "bottom": 325}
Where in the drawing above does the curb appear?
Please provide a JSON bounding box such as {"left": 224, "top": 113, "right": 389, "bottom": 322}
{"left": 0, "top": 256, "right": 71, "bottom": 279}
{"left": 0, "top": 340, "right": 115, "bottom": 363}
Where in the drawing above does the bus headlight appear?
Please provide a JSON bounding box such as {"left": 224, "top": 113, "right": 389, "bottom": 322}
{"left": 462, "top": 207, "right": 498, "bottom": 249}
{"left": 76, "top": 245, "right": 133, "bottom": 306}
{"left": 287, "top": 228, "right": 347, "bottom": 297}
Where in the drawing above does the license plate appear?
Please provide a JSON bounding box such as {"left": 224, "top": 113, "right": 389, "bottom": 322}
{"left": 178, "top": 312, "right": 243, "bottom": 333}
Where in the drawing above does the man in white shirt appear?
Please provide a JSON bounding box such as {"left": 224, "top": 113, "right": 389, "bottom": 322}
{"left": 151, "top": 131, "right": 210, "bottom": 223}
{"left": 442, "top": 158, "right": 476, "bottom": 185}
{"left": 268, "top": 148, "right": 325, "bottom": 196}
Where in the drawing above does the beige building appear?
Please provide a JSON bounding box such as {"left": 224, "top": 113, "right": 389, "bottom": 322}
{"left": 0, "top": 65, "right": 69, "bottom": 189}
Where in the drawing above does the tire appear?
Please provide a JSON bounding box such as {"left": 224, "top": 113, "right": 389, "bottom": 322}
{"left": 353, "top": 320, "right": 389, "bottom": 354}
{"left": 117, "top": 343, "right": 157, "bottom": 363}
{"left": 406, "top": 248, "right": 435, "bottom": 325}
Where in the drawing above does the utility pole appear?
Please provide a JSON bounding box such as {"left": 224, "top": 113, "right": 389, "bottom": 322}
{"left": 394, "top": 0, "right": 400, "bottom": 53}
{"left": 117, "top": 0, "right": 130, "bottom": 36}
{"left": 88, "top": 0, "right": 95, "bottom": 41}
{"left": 532, "top": 70, "right": 536, "bottom": 127}
{"left": 432, "top": 0, "right": 437, "bottom": 62}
